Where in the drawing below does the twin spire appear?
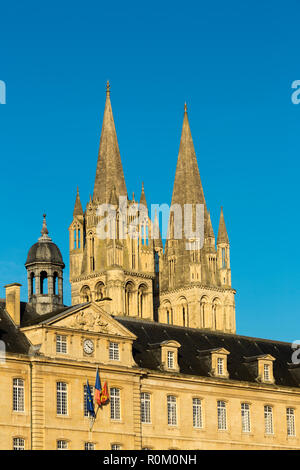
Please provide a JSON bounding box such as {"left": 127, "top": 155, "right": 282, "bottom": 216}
{"left": 75, "top": 83, "right": 229, "bottom": 245}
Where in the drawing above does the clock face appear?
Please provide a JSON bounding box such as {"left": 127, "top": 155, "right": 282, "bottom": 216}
{"left": 83, "top": 339, "right": 94, "bottom": 355}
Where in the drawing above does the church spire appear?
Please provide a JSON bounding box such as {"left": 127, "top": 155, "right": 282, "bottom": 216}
{"left": 93, "top": 81, "right": 127, "bottom": 205}
{"left": 171, "top": 103, "right": 207, "bottom": 210}
{"left": 73, "top": 187, "right": 83, "bottom": 217}
{"left": 217, "top": 207, "right": 229, "bottom": 244}
{"left": 139, "top": 182, "right": 148, "bottom": 209}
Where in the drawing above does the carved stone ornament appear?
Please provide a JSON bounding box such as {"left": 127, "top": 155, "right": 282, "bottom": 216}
{"left": 70, "top": 311, "right": 112, "bottom": 333}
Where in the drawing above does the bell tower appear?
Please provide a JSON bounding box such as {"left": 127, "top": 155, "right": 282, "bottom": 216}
{"left": 25, "top": 215, "right": 65, "bottom": 315}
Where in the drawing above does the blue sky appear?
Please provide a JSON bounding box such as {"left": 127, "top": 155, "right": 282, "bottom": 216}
{"left": 0, "top": 0, "right": 299, "bottom": 342}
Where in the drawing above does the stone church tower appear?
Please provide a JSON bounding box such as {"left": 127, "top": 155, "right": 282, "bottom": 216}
{"left": 69, "top": 83, "right": 157, "bottom": 319}
{"left": 69, "top": 83, "right": 236, "bottom": 332}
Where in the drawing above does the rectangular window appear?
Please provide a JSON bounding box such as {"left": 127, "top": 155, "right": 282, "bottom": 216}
{"left": 141, "top": 392, "right": 151, "bottom": 423}
{"left": 109, "top": 342, "right": 120, "bottom": 361}
{"left": 84, "top": 442, "right": 95, "bottom": 450}
{"left": 13, "top": 378, "right": 24, "bottom": 412}
{"left": 167, "top": 395, "right": 177, "bottom": 426}
{"left": 110, "top": 388, "right": 121, "bottom": 420}
{"left": 13, "top": 438, "right": 25, "bottom": 450}
{"left": 287, "top": 408, "right": 296, "bottom": 437}
{"left": 167, "top": 351, "right": 174, "bottom": 369}
{"left": 264, "top": 405, "right": 273, "bottom": 435}
{"left": 56, "top": 335, "right": 67, "bottom": 354}
{"left": 57, "top": 382, "right": 68, "bottom": 415}
{"left": 217, "top": 358, "right": 224, "bottom": 375}
{"left": 57, "top": 440, "right": 68, "bottom": 450}
{"left": 241, "top": 403, "right": 251, "bottom": 433}
{"left": 111, "top": 444, "right": 121, "bottom": 450}
{"left": 217, "top": 401, "right": 227, "bottom": 430}
{"left": 264, "top": 364, "right": 270, "bottom": 381}
{"left": 84, "top": 384, "right": 94, "bottom": 417}
{"left": 193, "top": 398, "right": 203, "bottom": 428}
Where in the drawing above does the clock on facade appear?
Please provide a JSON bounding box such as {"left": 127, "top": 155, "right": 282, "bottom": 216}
{"left": 83, "top": 339, "right": 94, "bottom": 355}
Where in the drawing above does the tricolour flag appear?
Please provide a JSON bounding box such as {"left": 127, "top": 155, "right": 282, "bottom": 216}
{"left": 95, "top": 368, "right": 102, "bottom": 407}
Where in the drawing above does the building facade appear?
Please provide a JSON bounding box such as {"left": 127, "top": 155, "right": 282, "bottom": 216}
{"left": 0, "top": 83, "right": 299, "bottom": 450}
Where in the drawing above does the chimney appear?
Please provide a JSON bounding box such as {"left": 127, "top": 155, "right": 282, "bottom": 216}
{"left": 4, "top": 283, "right": 22, "bottom": 326}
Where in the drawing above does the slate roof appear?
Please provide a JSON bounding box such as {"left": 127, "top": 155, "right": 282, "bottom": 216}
{"left": 0, "top": 301, "right": 31, "bottom": 355}
{"left": 0, "top": 298, "right": 299, "bottom": 389}
{"left": 115, "top": 316, "right": 300, "bottom": 389}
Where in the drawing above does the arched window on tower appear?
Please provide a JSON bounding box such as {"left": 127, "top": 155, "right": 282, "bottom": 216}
{"left": 78, "top": 229, "right": 81, "bottom": 249}
{"left": 81, "top": 286, "right": 91, "bottom": 303}
{"left": 95, "top": 281, "right": 105, "bottom": 301}
{"left": 40, "top": 271, "right": 48, "bottom": 295}
{"left": 30, "top": 272, "right": 35, "bottom": 295}
{"left": 138, "top": 284, "right": 147, "bottom": 318}
{"left": 125, "top": 281, "right": 134, "bottom": 316}
{"left": 53, "top": 272, "right": 58, "bottom": 295}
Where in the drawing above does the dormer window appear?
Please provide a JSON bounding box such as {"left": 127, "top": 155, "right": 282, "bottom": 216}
{"left": 109, "top": 342, "right": 120, "bottom": 361}
{"left": 243, "top": 354, "right": 275, "bottom": 384}
{"left": 157, "top": 340, "right": 181, "bottom": 372}
{"left": 217, "top": 358, "right": 224, "bottom": 375}
{"left": 56, "top": 335, "right": 67, "bottom": 354}
{"left": 264, "top": 364, "right": 270, "bottom": 382}
{"left": 167, "top": 351, "right": 174, "bottom": 369}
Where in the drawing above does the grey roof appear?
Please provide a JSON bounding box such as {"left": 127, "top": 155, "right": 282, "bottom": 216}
{"left": 115, "top": 316, "right": 300, "bottom": 388}
{"left": 25, "top": 241, "right": 65, "bottom": 267}
{"left": 1, "top": 298, "right": 299, "bottom": 389}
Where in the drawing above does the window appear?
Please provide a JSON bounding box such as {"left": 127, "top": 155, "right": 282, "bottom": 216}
{"left": 264, "top": 364, "right": 270, "bottom": 381}
{"left": 193, "top": 398, "right": 203, "bottom": 428}
{"left": 57, "top": 440, "right": 68, "bottom": 450}
{"left": 264, "top": 405, "right": 273, "bottom": 435}
{"left": 13, "top": 438, "right": 25, "bottom": 450}
{"left": 217, "top": 401, "right": 227, "bottom": 430}
{"left": 13, "top": 378, "right": 24, "bottom": 412}
{"left": 217, "top": 358, "right": 224, "bottom": 375}
{"left": 84, "top": 442, "right": 95, "bottom": 450}
{"left": 141, "top": 392, "right": 151, "bottom": 423}
{"left": 56, "top": 335, "right": 67, "bottom": 354}
{"left": 167, "top": 395, "right": 177, "bottom": 426}
{"left": 109, "top": 342, "right": 120, "bottom": 361}
{"left": 57, "top": 382, "right": 68, "bottom": 415}
{"left": 84, "top": 384, "right": 94, "bottom": 417}
{"left": 222, "top": 248, "right": 226, "bottom": 268}
{"left": 287, "top": 408, "right": 296, "bottom": 437}
{"left": 241, "top": 403, "right": 251, "bottom": 433}
{"left": 110, "top": 388, "right": 121, "bottom": 420}
{"left": 167, "top": 351, "right": 174, "bottom": 369}
{"left": 111, "top": 444, "right": 121, "bottom": 450}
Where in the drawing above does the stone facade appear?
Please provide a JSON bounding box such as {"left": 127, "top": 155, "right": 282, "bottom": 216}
{"left": 1, "top": 84, "right": 299, "bottom": 451}
{"left": 69, "top": 83, "right": 235, "bottom": 333}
